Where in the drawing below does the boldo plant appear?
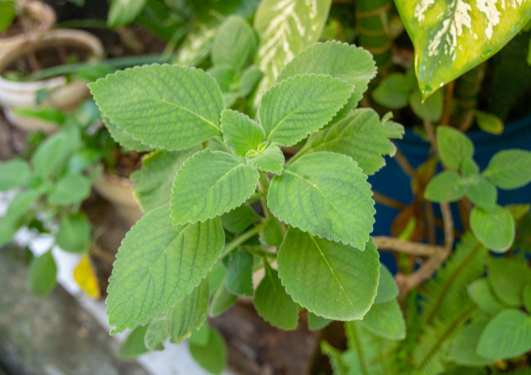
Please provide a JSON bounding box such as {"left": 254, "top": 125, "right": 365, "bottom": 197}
{"left": 89, "top": 41, "right": 405, "bottom": 356}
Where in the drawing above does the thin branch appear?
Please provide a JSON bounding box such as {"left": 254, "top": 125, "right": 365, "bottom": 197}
{"left": 373, "top": 236, "right": 439, "bottom": 257}
{"left": 394, "top": 149, "right": 416, "bottom": 178}
{"left": 373, "top": 192, "right": 406, "bottom": 210}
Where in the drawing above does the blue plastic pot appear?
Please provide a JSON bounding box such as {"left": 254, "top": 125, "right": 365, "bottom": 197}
{"left": 369, "top": 115, "right": 531, "bottom": 271}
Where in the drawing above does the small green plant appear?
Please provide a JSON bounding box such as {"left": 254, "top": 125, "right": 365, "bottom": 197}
{"left": 0, "top": 102, "right": 103, "bottom": 297}
{"left": 89, "top": 40, "right": 404, "bottom": 370}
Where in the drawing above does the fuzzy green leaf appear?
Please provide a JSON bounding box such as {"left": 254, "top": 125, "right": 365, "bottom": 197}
{"left": 209, "top": 284, "right": 237, "bottom": 318}
{"left": 483, "top": 149, "right": 531, "bottom": 189}
{"left": 255, "top": 265, "right": 300, "bottom": 330}
{"left": 224, "top": 250, "right": 253, "bottom": 296}
{"left": 118, "top": 326, "right": 149, "bottom": 358}
{"left": 488, "top": 257, "right": 531, "bottom": 307}
{"left": 258, "top": 74, "right": 353, "bottom": 146}
{"left": 470, "top": 206, "right": 515, "bottom": 252}
{"left": 278, "top": 230, "right": 379, "bottom": 321}
{"left": 0, "top": 159, "right": 32, "bottom": 191}
{"left": 170, "top": 150, "right": 259, "bottom": 225}
{"left": 30, "top": 251, "right": 57, "bottom": 296}
{"left": 463, "top": 175, "right": 497, "bottom": 210}
{"left": 395, "top": 0, "right": 531, "bottom": 97}
{"left": 467, "top": 278, "right": 504, "bottom": 315}
{"left": 375, "top": 264, "right": 398, "bottom": 304}
{"left": 304, "top": 108, "right": 404, "bottom": 175}
{"left": 424, "top": 171, "right": 465, "bottom": 202}
{"left": 212, "top": 16, "right": 256, "bottom": 71}
{"left": 477, "top": 309, "right": 531, "bottom": 360}
{"left": 372, "top": 73, "right": 415, "bottom": 109}
{"left": 221, "top": 205, "right": 259, "bottom": 234}
{"left": 248, "top": 145, "right": 284, "bottom": 175}
{"left": 48, "top": 174, "right": 91, "bottom": 206}
{"left": 131, "top": 149, "right": 196, "bottom": 212}
{"left": 56, "top": 213, "right": 91, "bottom": 254}
{"left": 360, "top": 300, "right": 406, "bottom": 341}
{"left": 278, "top": 41, "right": 376, "bottom": 110}
{"left": 268, "top": 152, "right": 375, "bottom": 249}
{"left": 437, "top": 127, "right": 474, "bottom": 170}
{"left": 253, "top": 0, "right": 331, "bottom": 102}
{"left": 89, "top": 65, "right": 224, "bottom": 151}
{"left": 106, "top": 206, "right": 224, "bottom": 332}
{"left": 189, "top": 326, "right": 227, "bottom": 375}
{"left": 221, "top": 109, "right": 265, "bottom": 156}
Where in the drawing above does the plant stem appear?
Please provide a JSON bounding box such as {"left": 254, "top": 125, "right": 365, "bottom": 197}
{"left": 373, "top": 191, "right": 406, "bottom": 210}
{"left": 373, "top": 237, "right": 439, "bottom": 256}
{"left": 222, "top": 225, "right": 262, "bottom": 257}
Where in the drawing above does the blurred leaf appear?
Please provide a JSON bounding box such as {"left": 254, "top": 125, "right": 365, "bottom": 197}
{"left": 436, "top": 127, "right": 474, "bottom": 170}
{"left": 48, "top": 174, "right": 91, "bottom": 206}
{"left": 360, "top": 300, "right": 406, "bottom": 340}
{"left": 307, "top": 312, "right": 331, "bottom": 331}
{"left": 409, "top": 89, "right": 443, "bottom": 122}
{"left": 0, "top": 159, "right": 32, "bottom": 191}
{"left": 483, "top": 149, "right": 531, "bottom": 190}
{"left": 224, "top": 250, "right": 253, "bottom": 296}
{"left": 467, "top": 278, "right": 505, "bottom": 315}
{"left": 424, "top": 171, "right": 465, "bottom": 202}
{"left": 119, "top": 326, "right": 149, "bottom": 358}
{"left": 30, "top": 251, "right": 57, "bottom": 296}
{"left": 475, "top": 111, "right": 504, "bottom": 135}
{"left": 108, "top": 0, "right": 147, "bottom": 27}
{"left": 488, "top": 257, "right": 531, "bottom": 307}
{"left": 57, "top": 213, "right": 91, "bottom": 253}
{"left": 189, "top": 326, "right": 227, "bottom": 375}
{"left": 447, "top": 319, "right": 494, "bottom": 366}
{"left": 372, "top": 73, "right": 415, "bottom": 109}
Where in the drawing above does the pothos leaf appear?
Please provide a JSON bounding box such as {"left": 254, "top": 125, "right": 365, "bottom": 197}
{"left": 395, "top": 0, "right": 531, "bottom": 97}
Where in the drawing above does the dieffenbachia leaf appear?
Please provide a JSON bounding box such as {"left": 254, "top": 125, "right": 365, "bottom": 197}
{"left": 89, "top": 65, "right": 224, "bottom": 151}
{"left": 470, "top": 205, "right": 515, "bottom": 252}
{"left": 131, "top": 149, "right": 197, "bottom": 212}
{"left": 477, "top": 309, "right": 531, "bottom": 360}
{"left": 436, "top": 127, "right": 474, "bottom": 170}
{"left": 56, "top": 213, "right": 91, "bottom": 254}
{"left": 220, "top": 109, "right": 265, "bottom": 156}
{"left": 212, "top": 16, "right": 257, "bottom": 71}
{"left": 0, "top": 159, "right": 31, "bottom": 191}
{"left": 483, "top": 149, "right": 531, "bottom": 189}
{"left": 30, "top": 251, "right": 57, "bottom": 296}
{"left": 424, "top": 170, "right": 465, "bottom": 202}
{"left": 254, "top": 264, "right": 300, "bottom": 330}
{"left": 268, "top": 152, "right": 375, "bottom": 249}
{"left": 278, "top": 230, "right": 379, "bottom": 320}
{"left": 304, "top": 108, "right": 404, "bottom": 175}
{"left": 278, "top": 41, "right": 376, "bottom": 110}
{"left": 258, "top": 74, "right": 353, "bottom": 146}
{"left": 248, "top": 145, "right": 285, "bottom": 175}
{"left": 106, "top": 206, "right": 224, "bottom": 332}
{"left": 395, "top": 0, "right": 531, "bottom": 97}
{"left": 359, "top": 300, "right": 406, "bottom": 341}
{"left": 170, "top": 150, "right": 259, "bottom": 225}
{"left": 253, "top": 0, "right": 331, "bottom": 103}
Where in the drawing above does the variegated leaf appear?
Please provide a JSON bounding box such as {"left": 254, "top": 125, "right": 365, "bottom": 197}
{"left": 395, "top": 0, "right": 531, "bottom": 97}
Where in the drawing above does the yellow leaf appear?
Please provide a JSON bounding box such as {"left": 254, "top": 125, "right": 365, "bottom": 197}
{"left": 73, "top": 255, "right": 101, "bottom": 299}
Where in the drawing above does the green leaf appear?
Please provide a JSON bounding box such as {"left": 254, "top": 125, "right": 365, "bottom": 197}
{"left": 463, "top": 175, "right": 497, "bottom": 210}
{"left": 144, "top": 319, "right": 167, "bottom": 350}
{"left": 409, "top": 89, "right": 443, "bottom": 122}
{"left": 238, "top": 65, "right": 263, "bottom": 97}
{"left": 189, "top": 326, "right": 227, "bottom": 375}
{"left": 170, "top": 150, "right": 259, "bottom": 225}
{"left": 483, "top": 149, "right": 531, "bottom": 189}
{"left": 221, "top": 205, "right": 259, "bottom": 234}
{"left": 488, "top": 257, "right": 531, "bottom": 307}
{"left": 13, "top": 106, "right": 66, "bottom": 126}
{"left": 248, "top": 145, "right": 284, "bottom": 175}
{"left": 359, "top": 300, "right": 406, "bottom": 341}
{"left": 470, "top": 206, "right": 515, "bottom": 252}
{"left": 467, "top": 278, "right": 504, "bottom": 315}
{"left": 259, "top": 216, "right": 283, "bottom": 246}
{"left": 30, "top": 251, "right": 57, "bottom": 296}
{"left": 118, "top": 326, "right": 149, "bottom": 358}
{"left": 436, "top": 127, "right": 474, "bottom": 170}
{"left": 447, "top": 319, "right": 494, "bottom": 366}
{"left": 321, "top": 341, "right": 350, "bottom": 375}
{"left": 108, "top": 0, "right": 146, "bottom": 27}
{"left": 189, "top": 324, "right": 210, "bottom": 346}
{"left": 307, "top": 312, "right": 331, "bottom": 331}
{"left": 424, "top": 170, "right": 465, "bottom": 202}
{"left": 394, "top": 0, "right": 531, "bottom": 97}
{"left": 253, "top": 0, "right": 331, "bottom": 102}
{"left": 476, "top": 111, "right": 504, "bottom": 135}
{"left": 304, "top": 108, "right": 404, "bottom": 175}
{"left": 372, "top": 73, "right": 415, "bottom": 109}
{"left": 278, "top": 230, "right": 379, "bottom": 321}
{"left": 89, "top": 65, "right": 224, "bottom": 151}
{"left": 524, "top": 284, "right": 531, "bottom": 313}
{"left": 0, "top": 0, "right": 15, "bottom": 32}
{"left": 106, "top": 206, "right": 224, "bottom": 332}
{"left": 220, "top": 109, "right": 264, "bottom": 156}
{"left": 131, "top": 149, "right": 196, "bottom": 212}
{"left": 224, "top": 250, "right": 253, "bottom": 296}
{"left": 0, "top": 159, "right": 32, "bottom": 191}
{"left": 212, "top": 16, "right": 256, "bottom": 71}
{"left": 209, "top": 284, "right": 237, "bottom": 318}
{"left": 48, "top": 174, "right": 91, "bottom": 206}
{"left": 0, "top": 190, "right": 40, "bottom": 246}
{"left": 375, "top": 264, "right": 398, "bottom": 304}
{"left": 104, "top": 119, "right": 151, "bottom": 152}
{"left": 254, "top": 264, "right": 300, "bottom": 330}
{"left": 31, "top": 129, "right": 80, "bottom": 178}
{"left": 477, "top": 309, "right": 531, "bottom": 360}
{"left": 278, "top": 41, "right": 377, "bottom": 110}
{"left": 268, "top": 152, "right": 375, "bottom": 249}
{"left": 258, "top": 74, "right": 352, "bottom": 146}
{"left": 56, "top": 213, "right": 91, "bottom": 253}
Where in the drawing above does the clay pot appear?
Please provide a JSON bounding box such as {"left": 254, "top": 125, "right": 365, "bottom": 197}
{"left": 93, "top": 173, "right": 142, "bottom": 226}
{"left": 0, "top": 29, "right": 104, "bottom": 132}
